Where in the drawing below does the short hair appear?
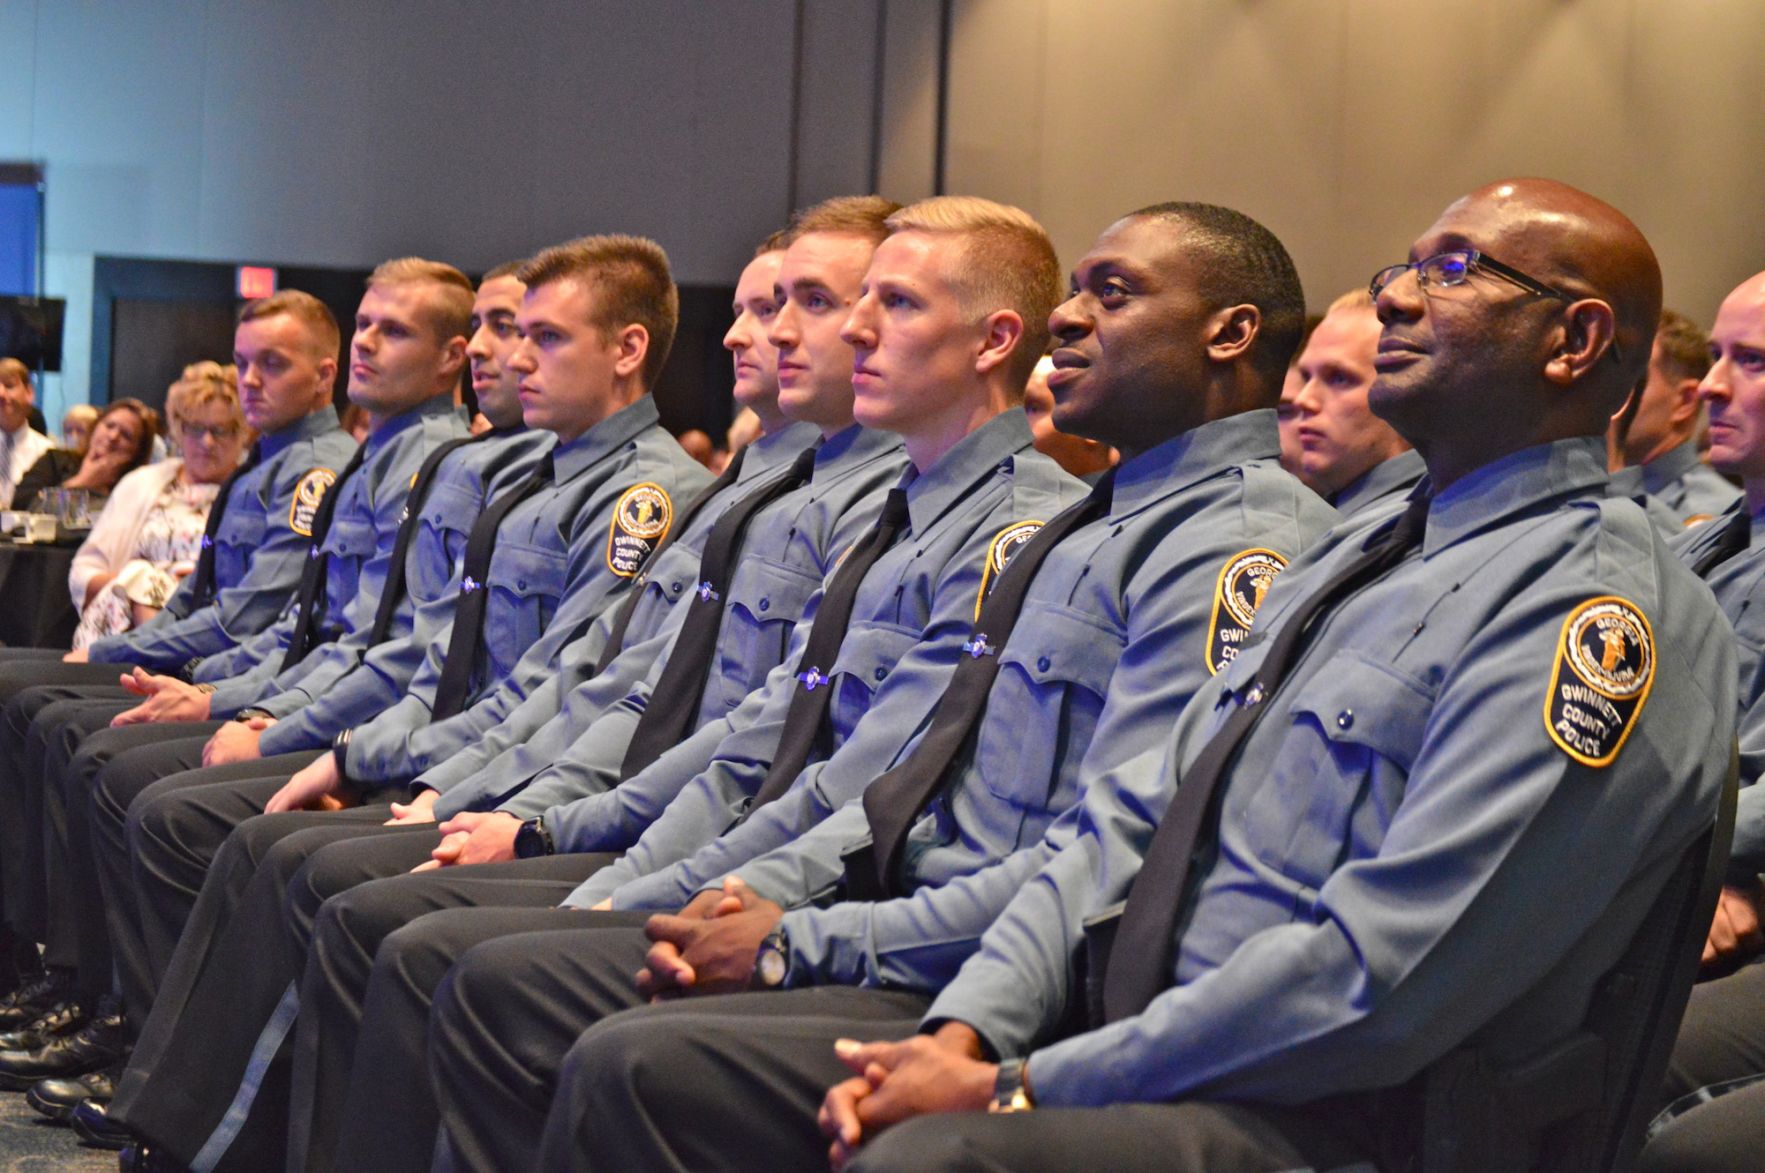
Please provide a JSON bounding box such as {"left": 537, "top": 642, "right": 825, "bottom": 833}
{"left": 753, "top": 228, "right": 792, "bottom": 257}
{"left": 884, "top": 196, "right": 1062, "bottom": 391}
{"left": 166, "top": 361, "right": 243, "bottom": 435}
{"left": 518, "top": 236, "right": 680, "bottom": 390}
{"left": 368, "top": 257, "right": 474, "bottom": 342}
{"left": 481, "top": 260, "right": 527, "bottom": 284}
{"left": 238, "top": 290, "right": 342, "bottom": 363}
{"left": 1128, "top": 202, "right": 1306, "bottom": 392}
{"left": 97, "top": 397, "right": 162, "bottom": 476}
{"left": 1325, "top": 288, "right": 1376, "bottom": 317}
{"left": 1653, "top": 308, "right": 1711, "bottom": 384}
{"left": 0, "top": 357, "right": 30, "bottom": 388}
{"left": 783, "top": 195, "right": 901, "bottom": 248}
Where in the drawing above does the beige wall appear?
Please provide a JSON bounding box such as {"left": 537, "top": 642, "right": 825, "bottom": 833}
{"left": 944, "top": 0, "right": 1765, "bottom": 323}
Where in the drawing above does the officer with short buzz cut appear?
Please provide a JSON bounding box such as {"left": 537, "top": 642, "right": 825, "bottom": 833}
{"left": 564, "top": 180, "right": 1737, "bottom": 1173}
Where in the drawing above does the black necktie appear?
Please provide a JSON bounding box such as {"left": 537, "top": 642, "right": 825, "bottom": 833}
{"left": 429, "top": 454, "right": 555, "bottom": 720}
{"left": 744, "top": 488, "right": 912, "bottom": 813}
{"left": 619, "top": 447, "right": 819, "bottom": 779}
{"left": 845, "top": 472, "right": 1116, "bottom": 900}
{"left": 1691, "top": 508, "right": 1751, "bottom": 578}
{"left": 593, "top": 446, "right": 750, "bottom": 676}
{"left": 190, "top": 443, "right": 261, "bottom": 607}
{"left": 365, "top": 434, "right": 481, "bottom": 646}
{"left": 1103, "top": 494, "right": 1430, "bottom": 1023}
{"left": 280, "top": 443, "right": 369, "bottom": 671}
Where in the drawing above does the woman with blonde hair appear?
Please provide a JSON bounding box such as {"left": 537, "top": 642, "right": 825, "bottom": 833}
{"left": 69, "top": 362, "right": 248, "bottom": 647}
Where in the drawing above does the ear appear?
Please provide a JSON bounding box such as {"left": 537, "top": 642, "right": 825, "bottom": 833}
{"left": 315, "top": 355, "right": 339, "bottom": 397}
{"left": 612, "top": 323, "right": 650, "bottom": 380}
{"left": 1205, "top": 304, "right": 1260, "bottom": 363}
{"left": 439, "top": 335, "right": 469, "bottom": 379}
{"left": 1543, "top": 299, "right": 1617, "bottom": 387}
{"left": 973, "top": 310, "right": 1025, "bottom": 377}
{"left": 1667, "top": 376, "right": 1702, "bottom": 425}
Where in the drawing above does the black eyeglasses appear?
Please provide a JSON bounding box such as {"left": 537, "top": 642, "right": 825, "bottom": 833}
{"left": 1369, "top": 249, "right": 1621, "bottom": 364}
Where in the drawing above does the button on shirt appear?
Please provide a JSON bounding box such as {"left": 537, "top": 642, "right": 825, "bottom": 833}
{"left": 86, "top": 409, "right": 356, "bottom": 672}
{"left": 1639, "top": 438, "right": 1741, "bottom": 529}
{"left": 563, "top": 408, "right": 1089, "bottom": 910}
{"left": 737, "top": 411, "right": 1338, "bottom": 991}
{"left": 192, "top": 395, "right": 470, "bottom": 713}
{"left": 425, "top": 423, "right": 907, "bottom": 819}
{"left": 928, "top": 437, "right": 1735, "bottom": 1110}
{"left": 252, "top": 427, "right": 550, "bottom": 756}
{"left": 343, "top": 397, "right": 711, "bottom": 786}
{"left": 1674, "top": 498, "right": 1765, "bottom": 872}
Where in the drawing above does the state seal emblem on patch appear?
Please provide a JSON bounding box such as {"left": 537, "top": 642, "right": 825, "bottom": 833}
{"left": 288, "top": 468, "right": 337, "bottom": 538}
{"left": 1206, "top": 548, "right": 1288, "bottom": 674}
{"left": 1545, "top": 595, "right": 1654, "bottom": 767}
{"left": 974, "top": 520, "right": 1044, "bottom": 619}
{"left": 606, "top": 483, "right": 673, "bottom": 578}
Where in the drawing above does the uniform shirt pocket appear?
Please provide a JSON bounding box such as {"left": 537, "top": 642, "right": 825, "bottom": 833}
{"left": 826, "top": 620, "right": 921, "bottom": 738}
{"left": 485, "top": 540, "right": 568, "bottom": 674}
{"left": 414, "top": 480, "right": 480, "bottom": 603}
{"left": 1242, "top": 650, "right": 1433, "bottom": 893}
{"left": 717, "top": 557, "right": 824, "bottom": 707}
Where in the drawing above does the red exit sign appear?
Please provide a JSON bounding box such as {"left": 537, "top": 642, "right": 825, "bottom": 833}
{"left": 236, "top": 265, "right": 278, "bottom": 299}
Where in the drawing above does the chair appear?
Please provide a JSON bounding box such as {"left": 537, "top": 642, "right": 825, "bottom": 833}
{"left": 1416, "top": 743, "right": 1739, "bottom": 1173}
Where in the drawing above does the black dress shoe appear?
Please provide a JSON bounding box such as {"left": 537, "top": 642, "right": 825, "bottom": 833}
{"left": 0, "top": 1000, "right": 128, "bottom": 1089}
{"left": 26, "top": 1063, "right": 117, "bottom": 1121}
{"left": 0, "top": 995, "right": 92, "bottom": 1049}
{"left": 0, "top": 968, "right": 73, "bottom": 1028}
{"left": 70, "top": 1096, "right": 136, "bottom": 1150}
{"left": 118, "top": 1140, "right": 187, "bottom": 1171}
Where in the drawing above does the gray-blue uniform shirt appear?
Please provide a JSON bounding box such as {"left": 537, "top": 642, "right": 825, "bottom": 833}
{"left": 191, "top": 394, "right": 470, "bottom": 714}
{"left": 564, "top": 408, "right": 1088, "bottom": 910}
{"left": 1329, "top": 448, "right": 1424, "bottom": 520}
{"left": 1641, "top": 438, "right": 1741, "bottom": 527}
{"left": 424, "top": 422, "right": 907, "bottom": 819}
{"left": 342, "top": 397, "right": 710, "bottom": 787}
{"left": 1674, "top": 497, "right": 1765, "bottom": 872}
{"left": 86, "top": 408, "right": 355, "bottom": 673}
{"left": 721, "top": 411, "right": 1339, "bottom": 990}
{"left": 412, "top": 420, "right": 824, "bottom": 801}
{"left": 927, "top": 437, "right": 1735, "bottom": 1109}
{"left": 252, "top": 427, "right": 550, "bottom": 756}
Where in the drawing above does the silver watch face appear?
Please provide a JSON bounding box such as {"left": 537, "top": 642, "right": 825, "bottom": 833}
{"left": 757, "top": 945, "right": 788, "bottom": 987}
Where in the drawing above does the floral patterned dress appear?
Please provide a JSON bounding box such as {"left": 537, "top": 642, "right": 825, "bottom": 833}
{"left": 72, "top": 475, "right": 220, "bottom": 649}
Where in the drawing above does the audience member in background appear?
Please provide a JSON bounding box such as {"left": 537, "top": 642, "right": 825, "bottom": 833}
{"left": 0, "top": 357, "right": 54, "bottom": 510}
{"left": 1277, "top": 289, "right": 1420, "bottom": 516}
{"left": 1023, "top": 353, "right": 1115, "bottom": 479}
{"left": 1609, "top": 309, "right": 1738, "bottom": 528}
{"left": 725, "top": 405, "right": 761, "bottom": 466}
{"left": 69, "top": 365, "right": 247, "bottom": 648}
{"left": 1638, "top": 269, "right": 1765, "bottom": 1173}
{"left": 11, "top": 398, "right": 160, "bottom": 513}
{"left": 675, "top": 427, "right": 720, "bottom": 470}
{"left": 1274, "top": 311, "right": 1324, "bottom": 477}
{"left": 59, "top": 405, "right": 97, "bottom": 455}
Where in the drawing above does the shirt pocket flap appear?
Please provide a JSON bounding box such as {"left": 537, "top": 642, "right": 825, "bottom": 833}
{"left": 828, "top": 621, "right": 920, "bottom": 688}
{"left": 326, "top": 514, "right": 376, "bottom": 559}
{"left": 217, "top": 506, "right": 266, "bottom": 547}
{"left": 493, "top": 541, "right": 568, "bottom": 601}
{"left": 726, "top": 557, "right": 822, "bottom": 623}
{"left": 421, "top": 481, "right": 478, "bottom": 537}
{"left": 997, "top": 603, "right": 1123, "bottom": 697}
{"left": 1287, "top": 651, "right": 1432, "bottom": 773}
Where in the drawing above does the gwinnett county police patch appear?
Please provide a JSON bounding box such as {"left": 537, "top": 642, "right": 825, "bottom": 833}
{"left": 288, "top": 468, "right": 337, "bottom": 538}
{"left": 1206, "top": 548, "right": 1288, "bottom": 674}
{"left": 1545, "top": 596, "right": 1655, "bottom": 767}
{"left": 606, "top": 483, "right": 673, "bottom": 578}
{"left": 974, "top": 520, "right": 1044, "bottom": 620}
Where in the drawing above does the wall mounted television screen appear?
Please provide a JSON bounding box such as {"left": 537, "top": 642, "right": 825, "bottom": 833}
{"left": 0, "top": 296, "right": 65, "bottom": 372}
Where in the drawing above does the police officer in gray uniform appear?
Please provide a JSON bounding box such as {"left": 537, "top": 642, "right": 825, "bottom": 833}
{"left": 562, "top": 180, "right": 1738, "bottom": 1173}
{"left": 91, "top": 207, "right": 908, "bottom": 1170}
{"left": 425, "top": 200, "right": 1339, "bottom": 1173}
{"left": 0, "top": 291, "right": 355, "bottom": 1023}
{"left": 1636, "top": 270, "right": 1765, "bottom": 1173}
{"left": 100, "top": 234, "right": 711, "bottom": 1170}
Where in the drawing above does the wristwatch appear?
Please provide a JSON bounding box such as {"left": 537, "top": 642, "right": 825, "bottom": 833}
{"left": 513, "top": 816, "right": 555, "bottom": 859}
{"left": 234, "top": 707, "right": 273, "bottom": 723}
{"left": 753, "top": 925, "right": 791, "bottom": 989}
{"left": 989, "top": 1058, "right": 1034, "bottom": 1114}
{"left": 331, "top": 729, "right": 352, "bottom": 782}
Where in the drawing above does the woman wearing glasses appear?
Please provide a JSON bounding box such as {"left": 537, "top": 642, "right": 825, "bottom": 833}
{"left": 68, "top": 363, "right": 249, "bottom": 648}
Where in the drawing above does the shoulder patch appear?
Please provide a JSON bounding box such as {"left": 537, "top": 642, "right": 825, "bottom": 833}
{"left": 1206, "top": 548, "right": 1288, "bottom": 674}
{"left": 288, "top": 468, "right": 337, "bottom": 538}
{"left": 974, "top": 520, "right": 1044, "bottom": 620}
{"left": 607, "top": 483, "right": 674, "bottom": 578}
{"left": 1545, "top": 596, "right": 1655, "bottom": 767}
